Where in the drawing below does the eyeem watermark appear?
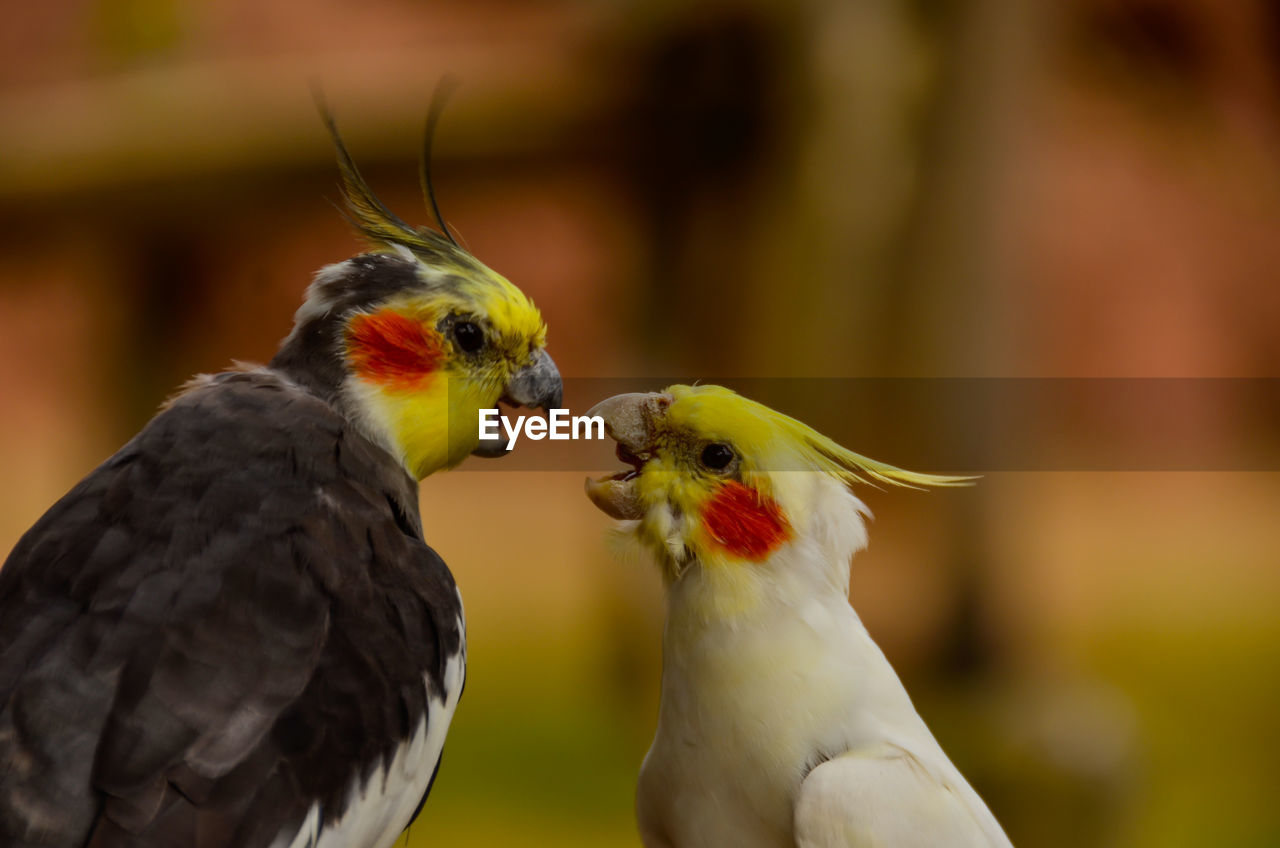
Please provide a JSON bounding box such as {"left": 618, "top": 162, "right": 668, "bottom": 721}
{"left": 479, "top": 408, "right": 605, "bottom": 451}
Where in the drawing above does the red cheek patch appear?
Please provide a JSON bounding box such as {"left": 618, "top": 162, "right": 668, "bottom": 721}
{"left": 702, "top": 481, "right": 792, "bottom": 561}
{"left": 346, "top": 310, "right": 444, "bottom": 390}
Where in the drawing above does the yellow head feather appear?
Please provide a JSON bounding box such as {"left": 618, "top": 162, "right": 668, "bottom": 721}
{"left": 662, "top": 384, "right": 975, "bottom": 490}
{"left": 312, "top": 98, "right": 555, "bottom": 479}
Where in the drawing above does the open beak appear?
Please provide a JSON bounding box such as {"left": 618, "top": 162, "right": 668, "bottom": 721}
{"left": 472, "top": 349, "right": 563, "bottom": 458}
{"left": 584, "top": 391, "right": 670, "bottom": 520}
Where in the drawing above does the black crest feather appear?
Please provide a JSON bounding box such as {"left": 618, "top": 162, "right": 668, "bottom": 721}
{"left": 421, "top": 75, "right": 461, "bottom": 248}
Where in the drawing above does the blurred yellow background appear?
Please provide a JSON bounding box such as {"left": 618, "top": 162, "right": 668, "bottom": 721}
{"left": 2, "top": 1, "right": 1279, "bottom": 846}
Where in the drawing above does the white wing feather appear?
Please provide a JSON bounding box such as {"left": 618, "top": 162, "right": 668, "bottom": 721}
{"left": 794, "top": 745, "right": 1014, "bottom": 848}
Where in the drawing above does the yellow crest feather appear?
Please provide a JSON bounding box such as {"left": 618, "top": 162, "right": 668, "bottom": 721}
{"left": 315, "top": 95, "right": 484, "bottom": 274}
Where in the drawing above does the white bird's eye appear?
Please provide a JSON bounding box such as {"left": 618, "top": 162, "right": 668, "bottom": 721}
{"left": 700, "top": 443, "right": 735, "bottom": 471}
{"left": 453, "top": 321, "right": 484, "bottom": 353}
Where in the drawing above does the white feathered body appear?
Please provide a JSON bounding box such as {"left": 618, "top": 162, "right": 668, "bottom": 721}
{"left": 637, "top": 476, "right": 1012, "bottom": 848}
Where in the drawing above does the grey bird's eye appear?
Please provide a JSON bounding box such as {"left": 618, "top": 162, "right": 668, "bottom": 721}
{"left": 700, "top": 443, "right": 734, "bottom": 471}
{"left": 453, "top": 321, "right": 484, "bottom": 353}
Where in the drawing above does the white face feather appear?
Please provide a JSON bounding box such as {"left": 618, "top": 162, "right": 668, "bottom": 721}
{"left": 663, "top": 474, "right": 871, "bottom": 621}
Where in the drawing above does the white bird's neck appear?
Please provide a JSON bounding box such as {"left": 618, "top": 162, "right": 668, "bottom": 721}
{"left": 656, "top": 475, "right": 932, "bottom": 761}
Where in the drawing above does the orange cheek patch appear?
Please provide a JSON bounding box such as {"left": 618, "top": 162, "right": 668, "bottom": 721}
{"left": 702, "top": 481, "right": 792, "bottom": 561}
{"left": 346, "top": 310, "right": 444, "bottom": 390}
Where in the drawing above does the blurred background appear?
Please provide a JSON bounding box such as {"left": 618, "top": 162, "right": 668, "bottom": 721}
{"left": 2, "top": 0, "right": 1279, "bottom": 846}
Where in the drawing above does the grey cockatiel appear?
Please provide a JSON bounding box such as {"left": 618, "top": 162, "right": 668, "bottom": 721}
{"left": 0, "top": 114, "right": 561, "bottom": 847}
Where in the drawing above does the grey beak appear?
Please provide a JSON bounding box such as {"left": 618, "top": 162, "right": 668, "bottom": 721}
{"left": 470, "top": 349, "right": 563, "bottom": 459}
{"left": 471, "top": 434, "right": 511, "bottom": 458}
{"left": 504, "top": 349, "right": 563, "bottom": 411}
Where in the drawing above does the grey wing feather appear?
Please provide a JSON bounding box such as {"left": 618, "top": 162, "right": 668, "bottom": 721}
{"left": 0, "top": 370, "right": 459, "bottom": 848}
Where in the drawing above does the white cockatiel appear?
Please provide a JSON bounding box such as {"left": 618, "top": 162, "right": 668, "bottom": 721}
{"left": 585, "top": 386, "right": 1013, "bottom": 848}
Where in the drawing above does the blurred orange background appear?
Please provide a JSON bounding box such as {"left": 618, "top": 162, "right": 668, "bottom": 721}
{"left": 2, "top": 1, "right": 1279, "bottom": 846}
